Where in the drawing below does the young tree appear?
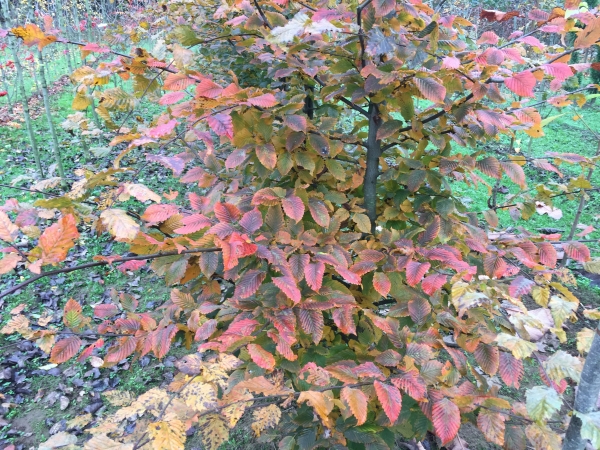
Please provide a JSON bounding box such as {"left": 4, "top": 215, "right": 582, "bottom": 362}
{"left": 2, "top": 1, "right": 600, "bottom": 449}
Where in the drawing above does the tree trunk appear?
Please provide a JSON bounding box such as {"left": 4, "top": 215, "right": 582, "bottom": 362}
{"left": 563, "top": 323, "right": 600, "bottom": 450}
{"left": 0, "top": 65, "right": 13, "bottom": 113}
{"left": 36, "top": 48, "right": 66, "bottom": 180}
{"left": 364, "top": 102, "right": 382, "bottom": 233}
{"left": 560, "top": 140, "right": 600, "bottom": 267}
{"left": 11, "top": 46, "right": 44, "bottom": 177}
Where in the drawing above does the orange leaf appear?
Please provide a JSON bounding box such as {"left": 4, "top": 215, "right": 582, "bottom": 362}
{"left": 373, "top": 272, "right": 391, "bottom": 297}
{"left": 341, "top": 386, "right": 368, "bottom": 425}
{"left": 0, "top": 211, "right": 19, "bottom": 242}
{"left": 39, "top": 214, "right": 79, "bottom": 264}
{"left": 50, "top": 336, "right": 82, "bottom": 363}
{"left": 11, "top": 24, "right": 57, "bottom": 50}
{"left": 247, "top": 344, "right": 276, "bottom": 370}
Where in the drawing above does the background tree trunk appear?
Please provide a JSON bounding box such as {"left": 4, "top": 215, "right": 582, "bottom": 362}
{"left": 36, "top": 48, "right": 66, "bottom": 180}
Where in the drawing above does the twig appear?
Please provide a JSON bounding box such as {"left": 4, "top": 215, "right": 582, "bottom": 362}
{"left": 0, "top": 247, "right": 221, "bottom": 300}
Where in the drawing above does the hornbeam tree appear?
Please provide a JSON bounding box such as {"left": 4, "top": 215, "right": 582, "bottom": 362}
{"left": 2, "top": 0, "right": 600, "bottom": 448}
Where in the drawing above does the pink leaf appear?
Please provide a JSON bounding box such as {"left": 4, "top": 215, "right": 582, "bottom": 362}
{"left": 247, "top": 93, "right": 277, "bottom": 108}
{"left": 504, "top": 71, "right": 536, "bottom": 98}
{"left": 158, "top": 91, "right": 186, "bottom": 105}
{"left": 145, "top": 119, "right": 178, "bottom": 138}
{"left": 207, "top": 113, "right": 233, "bottom": 139}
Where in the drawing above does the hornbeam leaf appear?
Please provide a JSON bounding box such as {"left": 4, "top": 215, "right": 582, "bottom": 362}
{"left": 432, "top": 398, "right": 460, "bottom": 445}
{"left": 477, "top": 409, "right": 506, "bottom": 446}
{"left": 374, "top": 381, "right": 402, "bottom": 423}
{"left": 499, "top": 351, "right": 524, "bottom": 388}
{"left": 50, "top": 336, "right": 82, "bottom": 364}
{"left": 414, "top": 77, "right": 446, "bottom": 104}
{"left": 341, "top": 386, "right": 368, "bottom": 425}
{"left": 247, "top": 344, "right": 276, "bottom": 370}
{"left": 525, "top": 386, "right": 561, "bottom": 422}
{"left": 100, "top": 209, "right": 140, "bottom": 241}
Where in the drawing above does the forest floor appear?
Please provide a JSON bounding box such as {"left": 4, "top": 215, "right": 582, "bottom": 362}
{"left": 1, "top": 71, "right": 600, "bottom": 449}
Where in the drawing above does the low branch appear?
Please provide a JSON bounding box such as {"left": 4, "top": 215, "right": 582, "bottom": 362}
{"left": 0, "top": 247, "right": 220, "bottom": 300}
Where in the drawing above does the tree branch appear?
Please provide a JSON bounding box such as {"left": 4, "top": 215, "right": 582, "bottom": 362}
{"left": 0, "top": 247, "right": 221, "bottom": 300}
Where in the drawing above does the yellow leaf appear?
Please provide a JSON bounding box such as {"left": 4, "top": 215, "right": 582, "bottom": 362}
{"left": 584, "top": 309, "right": 600, "bottom": 320}
{"left": 197, "top": 414, "right": 229, "bottom": 450}
{"left": 102, "top": 390, "right": 134, "bottom": 407}
{"left": 251, "top": 404, "right": 282, "bottom": 436}
{"left": 298, "top": 390, "right": 334, "bottom": 427}
{"left": 531, "top": 286, "right": 550, "bottom": 307}
{"left": 577, "top": 328, "right": 594, "bottom": 354}
{"left": 84, "top": 434, "right": 133, "bottom": 449}
{"left": 180, "top": 381, "right": 217, "bottom": 413}
{"left": 100, "top": 209, "right": 140, "bottom": 241}
{"left": 583, "top": 260, "right": 600, "bottom": 274}
{"left": 67, "top": 413, "right": 93, "bottom": 430}
{"left": 495, "top": 333, "right": 536, "bottom": 359}
{"left": 352, "top": 213, "right": 372, "bottom": 234}
{"left": 147, "top": 420, "right": 185, "bottom": 450}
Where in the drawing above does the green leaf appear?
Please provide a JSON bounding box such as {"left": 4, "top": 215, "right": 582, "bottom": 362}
{"left": 525, "top": 386, "right": 561, "bottom": 422}
{"left": 579, "top": 411, "right": 600, "bottom": 449}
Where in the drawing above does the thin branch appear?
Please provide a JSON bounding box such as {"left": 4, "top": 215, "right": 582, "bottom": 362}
{"left": 0, "top": 247, "right": 220, "bottom": 300}
{"left": 356, "top": 0, "right": 373, "bottom": 69}
{"left": 252, "top": 0, "right": 273, "bottom": 30}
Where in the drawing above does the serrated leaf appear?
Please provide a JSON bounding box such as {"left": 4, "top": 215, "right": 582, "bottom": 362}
{"left": 341, "top": 386, "right": 368, "bottom": 425}
{"left": 247, "top": 344, "right": 276, "bottom": 370}
{"left": 526, "top": 386, "right": 561, "bottom": 422}
{"left": 543, "top": 350, "right": 582, "bottom": 383}
{"left": 352, "top": 213, "right": 371, "bottom": 234}
{"left": 374, "top": 381, "right": 402, "bottom": 423}
{"left": 414, "top": 77, "right": 446, "bottom": 104}
{"left": 474, "top": 343, "right": 499, "bottom": 375}
{"left": 432, "top": 398, "right": 460, "bottom": 445}
{"left": 50, "top": 336, "right": 82, "bottom": 363}
{"left": 499, "top": 351, "right": 524, "bottom": 388}
{"left": 148, "top": 419, "right": 185, "bottom": 450}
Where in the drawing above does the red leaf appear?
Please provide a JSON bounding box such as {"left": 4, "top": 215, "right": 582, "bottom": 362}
{"left": 234, "top": 270, "right": 266, "bottom": 299}
{"left": 373, "top": 272, "right": 391, "bottom": 297}
{"left": 509, "top": 276, "right": 535, "bottom": 297}
{"left": 305, "top": 262, "right": 325, "bottom": 292}
{"left": 247, "top": 93, "right": 277, "bottom": 108}
{"left": 247, "top": 343, "right": 275, "bottom": 370}
{"left": 405, "top": 261, "right": 430, "bottom": 287}
{"left": 106, "top": 336, "right": 139, "bottom": 363}
{"left": 421, "top": 273, "right": 447, "bottom": 295}
{"left": 141, "top": 204, "right": 178, "bottom": 223}
{"left": 195, "top": 319, "right": 218, "bottom": 341}
{"left": 504, "top": 71, "right": 536, "bottom": 98}
{"left": 273, "top": 276, "right": 301, "bottom": 303}
{"left": 207, "top": 113, "right": 233, "bottom": 139}
{"left": 563, "top": 241, "right": 591, "bottom": 262}
{"left": 146, "top": 119, "right": 177, "bottom": 138}
{"left": 240, "top": 208, "right": 263, "bottom": 234}
{"left": 117, "top": 259, "right": 147, "bottom": 273}
{"left": 483, "top": 253, "right": 507, "bottom": 278}
{"left": 332, "top": 305, "right": 356, "bottom": 335}
{"left": 392, "top": 367, "right": 427, "bottom": 401}
{"left": 480, "top": 9, "right": 520, "bottom": 22}
{"left": 151, "top": 325, "right": 178, "bottom": 359}
{"left": 474, "top": 343, "right": 499, "bottom": 375}
{"left": 373, "top": 0, "right": 395, "bottom": 16}
{"left": 477, "top": 31, "right": 499, "bottom": 45}
{"left": 159, "top": 91, "right": 186, "bottom": 105}
{"left": 537, "top": 242, "right": 557, "bottom": 268}
{"left": 308, "top": 198, "right": 330, "bottom": 228}
{"left": 500, "top": 161, "right": 526, "bottom": 188}
{"left": 214, "top": 203, "right": 241, "bottom": 224}
{"left": 196, "top": 79, "right": 223, "bottom": 98}
{"left": 282, "top": 195, "right": 305, "bottom": 222}
{"left": 335, "top": 266, "right": 362, "bottom": 285}
{"left": 432, "top": 398, "right": 460, "bottom": 445}
{"left": 284, "top": 115, "right": 307, "bottom": 132}
{"left": 374, "top": 381, "right": 402, "bottom": 423}
{"left": 499, "top": 351, "right": 524, "bottom": 388}
{"left": 93, "top": 304, "right": 119, "bottom": 318}
{"left": 50, "top": 336, "right": 82, "bottom": 363}
{"left": 174, "top": 214, "right": 212, "bottom": 234}
{"left": 414, "top": 77, "right": 446, "bottom": 104}
{"left": 297, "top": 308, "right": 324, "bottom": 344}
